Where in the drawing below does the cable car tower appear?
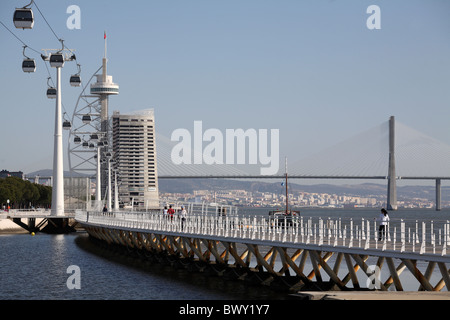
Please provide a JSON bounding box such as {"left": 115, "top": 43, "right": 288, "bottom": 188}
{"left": 68, "top": 33, "right": 119, "bottom": 205}
{"left": 41, "top": 40, "right": 77, "bottom": 217}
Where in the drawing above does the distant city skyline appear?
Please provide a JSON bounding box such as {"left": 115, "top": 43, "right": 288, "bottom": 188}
{"left": 1, "top": 1, "right": 449, "bottom": 185}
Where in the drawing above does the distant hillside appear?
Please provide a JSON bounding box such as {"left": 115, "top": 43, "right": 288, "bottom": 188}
{"left": 25, "top": 168, "right": 449, "bottom": 202}
{"left": 26, "top": 169, "right": 90, "bottom": 178}
{"left": 158, "top": 179, "right": 450, "bottom": 202}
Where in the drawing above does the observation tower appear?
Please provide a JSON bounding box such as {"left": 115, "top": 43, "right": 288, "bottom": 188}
{"left": 67, "top": 32, "right": 119, "bottom": 208}
{"left": 90, "top": 33, "right": 119, "bottom": 136}
{"left": 90, "top": 33, "right": 119, "bottom": 204}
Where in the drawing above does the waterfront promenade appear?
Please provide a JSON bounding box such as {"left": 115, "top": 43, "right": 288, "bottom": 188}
{"left": 75, "top": 204, "right": 450, "bottom": 292}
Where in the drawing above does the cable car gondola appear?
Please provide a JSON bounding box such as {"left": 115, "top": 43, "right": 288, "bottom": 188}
{"left": 21, "top": 46, "right": 35, "bottom": 73}
{"left": 49, "top": 53, "right": 64, "bottom": 68}
{"left": 82, "top": 114, "right": 91, "bottom": 123}
{"left": 74, "top": 136, "right": 81, "bottom": 144}
{"left": 82, "top": 141, "right": 89, "bottom": 148}
{"left": 22, "top": 58, "right": 36, "bottom": 73}
{"left": 47, "top": 87, "right": 56, "bottom": 99}
{"left": 70, "top": 64, "right": 82, "bottom": 86}
{"left": 70, "top": 74, "right": 81, "bottom": 87}
{"left": 63, "top": 120, "right": 72, "bottom": 130}
{"left": 13, "top": 2, "right": 34, "bottom": 30}
{"left": 90, "top": 134, "right": 99, "bottom": 141}
{"left": 46, "top": 78, "right": 56, "bottom": 98}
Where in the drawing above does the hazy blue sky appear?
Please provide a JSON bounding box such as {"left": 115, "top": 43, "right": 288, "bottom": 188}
{"left": 1, "top": 0, "right": 449, "bottom": 177}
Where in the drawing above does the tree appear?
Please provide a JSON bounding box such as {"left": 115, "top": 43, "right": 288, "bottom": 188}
{"left": 0, "top": 177, "right": 52, "bottom": 209}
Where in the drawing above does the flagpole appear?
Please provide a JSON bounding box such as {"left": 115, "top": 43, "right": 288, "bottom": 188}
{"left": 104, "top": 30, "right": 107, "bottom": 59}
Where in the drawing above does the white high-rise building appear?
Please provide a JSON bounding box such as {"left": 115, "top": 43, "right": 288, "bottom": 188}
{"left": 112, "top": 109, "right": 159, "bottom": 209}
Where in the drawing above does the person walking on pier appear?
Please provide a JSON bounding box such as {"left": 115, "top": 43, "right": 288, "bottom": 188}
{"left": 180, "top": 205, "right": 187, "bottom": 230}
{"left": 168, "top": 205, "right": 175, "bottom": 221}
{"left": 377, "top": 208, "right": 390, "bottom": 241}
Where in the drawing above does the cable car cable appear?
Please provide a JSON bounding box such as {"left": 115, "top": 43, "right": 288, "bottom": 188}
{"left": 0, "top": 18, "right": 70, "bottom": 114}
{"left": 32, "top": 1, "right": 60, "bottom": 43}
{"left": 0, "top": 20, "right": 41, "bottom": 55}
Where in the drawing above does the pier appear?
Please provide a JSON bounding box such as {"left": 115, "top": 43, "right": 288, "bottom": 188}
{"left": 75, "top": 204, "right": 450, "bottom": 292}
{"left": 2, "top": 209, "right": 77, "bottom": 234}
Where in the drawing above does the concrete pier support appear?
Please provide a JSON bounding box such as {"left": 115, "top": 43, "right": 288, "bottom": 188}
{"left": 387, "top": 116, "right": 397, "bottom": 211}
{"left": 436, "top": 178, "right": 441, "bottom": 211}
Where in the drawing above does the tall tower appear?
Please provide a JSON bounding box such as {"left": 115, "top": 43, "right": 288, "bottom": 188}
{"left": 90, "top": 32, "right": 119, "bottom": 133}
{"left": 90, "top": 32, "right": 119, "bottom": 203}
{"left": 387, "top": 116, "right": 397, "bottom": 210}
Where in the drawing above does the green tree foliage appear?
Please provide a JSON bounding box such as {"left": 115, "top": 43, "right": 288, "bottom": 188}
{"left": 0, "top": 177, "right": 52, "bottom": 209}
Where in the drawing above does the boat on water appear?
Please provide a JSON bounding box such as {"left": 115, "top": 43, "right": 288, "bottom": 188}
{"left": 267, "top": 157, "right": 300, "bottom": 227}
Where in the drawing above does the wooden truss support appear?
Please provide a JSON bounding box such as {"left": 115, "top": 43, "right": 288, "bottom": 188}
{"left": 343, "top": 253, "right": 360, "bottom": 289}
{"left": 436, "top": 262, "right": 450, "bottom": 291}
{"left": 202, "top": 240, "right": 224, "bottom": 264}
{"left": 385, "top": 258, "right": 405, "bottom": 291}
{"left": 401, "top": 259, "right": 434, "bottom": 291}
{"left": 309, "top": 250, "right": 346, "bottom": 289}
{"left": 246, "top": 244, "right": 278, "bottom": 275}
{"left": 84, "top": 226, "right": 450, "bottom": 292}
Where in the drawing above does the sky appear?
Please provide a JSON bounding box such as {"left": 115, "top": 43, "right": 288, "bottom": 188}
{"left": 0, "top": 0, "right": 449, "bottom": 182}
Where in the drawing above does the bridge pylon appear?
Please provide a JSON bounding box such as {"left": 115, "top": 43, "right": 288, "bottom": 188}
{"left": 387, "top": 116, "right": 397, "bottom": 210}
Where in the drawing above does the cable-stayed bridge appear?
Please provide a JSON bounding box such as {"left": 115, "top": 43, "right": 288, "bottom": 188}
{"left": 156, "top": 116, "right": 450, "bottom": 210}
{"left": 26, "top": 116, "right": 450, "bottom": 210}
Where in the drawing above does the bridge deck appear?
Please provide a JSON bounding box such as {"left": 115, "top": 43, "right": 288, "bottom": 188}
{"left": 76, "top": 210, "right": 450, "bottom": 262}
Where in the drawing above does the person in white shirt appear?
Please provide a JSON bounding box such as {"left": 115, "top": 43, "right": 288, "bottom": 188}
{"left": 180, "top": 205, "right": 187, "bottom": 230}
{"left": 377, "top": 208, "right": 390, "bottom": 241}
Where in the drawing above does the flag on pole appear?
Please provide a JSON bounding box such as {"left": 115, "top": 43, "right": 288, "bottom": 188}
{"left": 104, "top": 31, "right": 106, "bottom": 39}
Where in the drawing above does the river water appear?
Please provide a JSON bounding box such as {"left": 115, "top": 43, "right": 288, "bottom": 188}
{"left": 0, "top": 207, "right": 449, "bottom": 300}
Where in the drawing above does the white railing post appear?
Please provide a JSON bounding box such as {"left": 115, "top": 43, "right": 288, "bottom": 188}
{"left": 349, "top": 219, "right": 353, "bottom": 248}
{"left": 318, "top": 218, "right": 323, "bottom": 246}
{"left": 365, "top": 219, "right": 370, "bottom": 250}
{"left": 361, "top": 218, "right": 365, "bottom": 240}
{"left": 420, "top": 221, "right": 426, "bottom": 254}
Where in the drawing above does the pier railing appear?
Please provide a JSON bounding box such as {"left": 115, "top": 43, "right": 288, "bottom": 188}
{"left": 75, "top": 210, "right": 450, "bottom": 258}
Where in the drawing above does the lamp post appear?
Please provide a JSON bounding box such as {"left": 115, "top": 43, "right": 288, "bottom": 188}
{"left": 96, "top": 144, "right": 102, "bottom": 210}
{"left": 104, "top": 151, "right": 113, "bottom": 211}
{"left": 113, "top": 168, "right": 119, "bottom": 211}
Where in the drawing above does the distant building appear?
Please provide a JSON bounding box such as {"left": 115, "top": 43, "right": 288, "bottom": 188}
{"left": 112, "top": 109, "right": 159, "bottom": 208}
{"left": 0, "top": 170, "right": 23, "bottom": 179}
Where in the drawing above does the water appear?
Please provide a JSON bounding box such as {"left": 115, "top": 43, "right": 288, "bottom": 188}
{"left": 1, "top": 208, "right": 449, "bottom": 300}
{"left": 0, "top": 232, "right": 285, "bottom": 300}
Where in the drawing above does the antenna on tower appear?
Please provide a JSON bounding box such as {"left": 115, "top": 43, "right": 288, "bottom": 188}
{"left": 104, "top": 30, "right": 107, "bottom": 59}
